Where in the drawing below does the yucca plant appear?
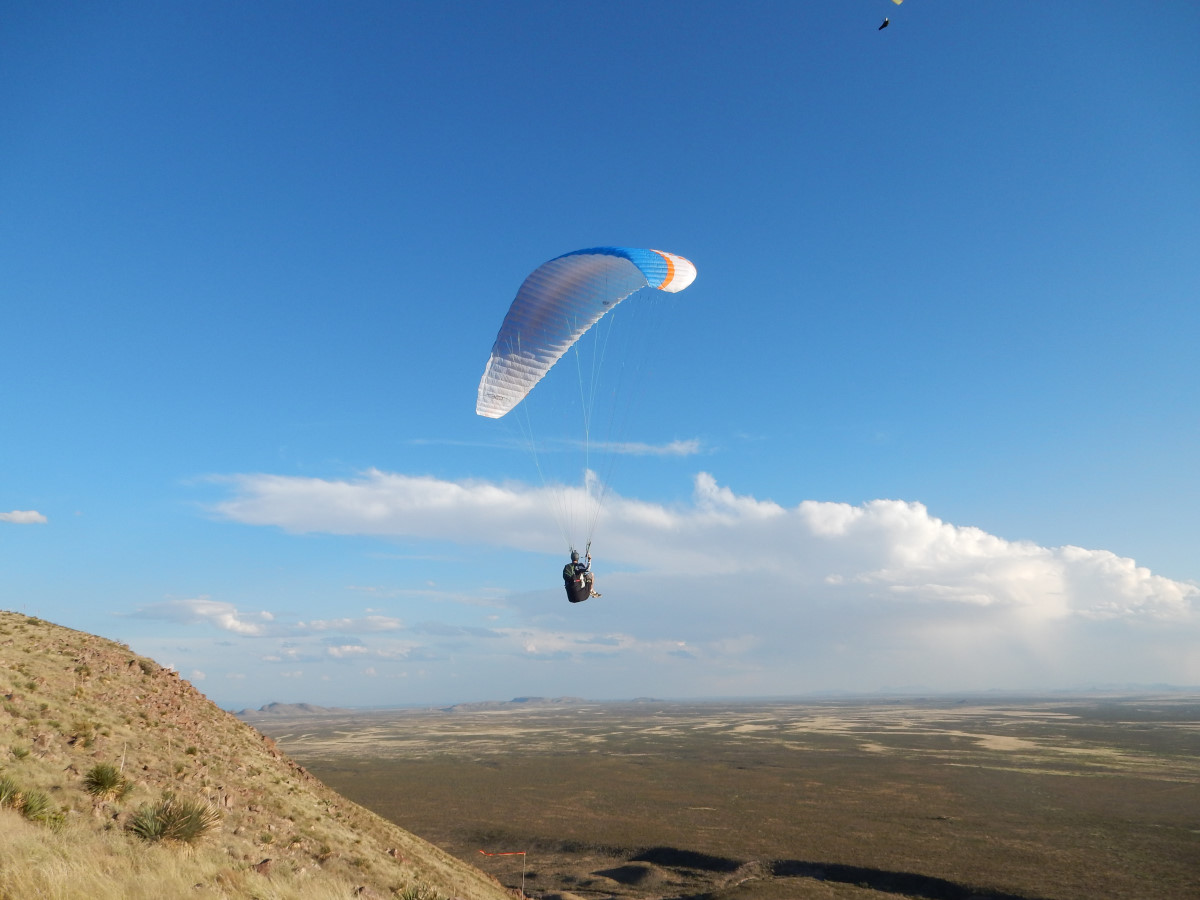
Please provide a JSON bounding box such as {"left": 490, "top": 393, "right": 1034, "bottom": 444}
{"left": 83, "top": 762, "right": 130, "bottom": 801}
{"left": 127, "top": 795, "right": 220, "bottom": 845}
{"left": 0, "top": 773, "right": 19, "bottom": 807}
{"left": 19, "top": 789, "right": 55, "bottom": 822}
{"left": 397, "top": 884, "right": 447, "bottom": 900}
{"left": 19, "top": 788, "right": 66, "bottom": 830}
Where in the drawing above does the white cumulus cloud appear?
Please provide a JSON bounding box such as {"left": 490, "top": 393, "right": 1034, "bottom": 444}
{"left": 1, "top": 510, "right": 47, "bottom": 524}
{"left": 212, "top": 469, "right": 1197, "bottom": 624}
{"left": 204, "top": 469, "right": 1200, "bottom": 693}
{"left": 326, "top": 644, "right": 370, "bottom": 658}
{"left": 132, "top": 596, "right": 275, "bottom": 636}
{"left": 297, "top": 615, "right": 403, "bottom": 633}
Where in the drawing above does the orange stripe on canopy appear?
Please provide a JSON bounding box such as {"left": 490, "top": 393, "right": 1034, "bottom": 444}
{"left": 651, "top": 248, "right": 676, "bottom": 290}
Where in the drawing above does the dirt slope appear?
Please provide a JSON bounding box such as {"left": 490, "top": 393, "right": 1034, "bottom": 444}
{"left": 0, "top": 610, "right": 514, "bottom": 900}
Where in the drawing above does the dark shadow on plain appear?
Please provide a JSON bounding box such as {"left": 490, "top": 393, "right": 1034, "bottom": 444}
{"left": 657, "top": 854, "right": 1051, "bottom": 900}
{"left": 624, "top": 847, "right": 1049, "bottom": 900}
{"left": 766, "top": 860, "right": 1047, "bottom": 900}
{"left": 630, "top": 847, "right": 742, "bottom": 873}
{"left": 595, "top": 864, "right": 659, "bottom": 885}
{"left": 492, "top": 837, "right": 1051, "bottom": 900}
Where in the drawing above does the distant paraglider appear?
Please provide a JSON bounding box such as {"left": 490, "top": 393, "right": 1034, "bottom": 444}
{"left": 879, "top": 0, "right": 902, "bottom": 30}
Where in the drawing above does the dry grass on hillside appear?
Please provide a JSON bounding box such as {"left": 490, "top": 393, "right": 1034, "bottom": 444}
{"left": 0, "top": 610, "right": 514, "bottom": 900}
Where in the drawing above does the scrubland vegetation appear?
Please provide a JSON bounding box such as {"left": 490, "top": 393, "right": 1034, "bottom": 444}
{"left": 258, "top": 695, "right": 1200, "bottom": 900}
{"left": 0, "top": 610, "right": 513, "bottom": 900}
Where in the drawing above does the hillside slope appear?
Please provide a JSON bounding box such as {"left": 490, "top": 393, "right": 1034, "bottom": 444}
{"left": 0, "top": 610, "right": 514, "bottom": 900}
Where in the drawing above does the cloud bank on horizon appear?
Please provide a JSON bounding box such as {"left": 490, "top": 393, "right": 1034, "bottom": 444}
{"left": 162, "top": 468, "right": 1200, "bottom": 702}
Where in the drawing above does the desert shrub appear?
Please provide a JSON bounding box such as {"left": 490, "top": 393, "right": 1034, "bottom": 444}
{"left": 19, "top": 789, "right": 58, "bottom": 824}
{"left": 397, "top": 884, "right": 446, "bottom": 900}
{"left": 10, "top": 746, "right": 29, "bottom": 761}
{"left": 84, "top": 762, "right": 130, "bottom": 800}
{"left": 0, "top": 773, "right": 19, "bottom": 807}
{"left": 71, "top": 720, "right": 99, "bottom": 747}
{"left": 127, "top": 795, "right": 220, "bottom": 845}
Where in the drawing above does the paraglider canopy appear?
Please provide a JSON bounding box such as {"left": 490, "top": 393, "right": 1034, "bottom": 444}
{"left": 476, "top": 247, "right": 697, "bottom": 420}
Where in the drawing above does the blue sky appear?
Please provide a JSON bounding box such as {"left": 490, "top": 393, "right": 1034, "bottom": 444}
{"left": 3, "top": 1, "right": 1198, "bottom": 709}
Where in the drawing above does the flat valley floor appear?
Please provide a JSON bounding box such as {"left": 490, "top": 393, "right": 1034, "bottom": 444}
{"left": 246, "top": 696, "right": 1200, "bottom": 900}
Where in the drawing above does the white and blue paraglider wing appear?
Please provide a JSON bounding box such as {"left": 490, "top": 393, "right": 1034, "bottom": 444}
{"left": 476, "top": 247, "right": 697, "bottom": 419}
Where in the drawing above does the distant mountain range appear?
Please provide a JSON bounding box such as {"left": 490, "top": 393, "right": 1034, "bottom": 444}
{"left": 237, "top": 701, "right": 351, "bottom": 717}
{"left": 438, "top": 695, "right": 589, "bottom": 712}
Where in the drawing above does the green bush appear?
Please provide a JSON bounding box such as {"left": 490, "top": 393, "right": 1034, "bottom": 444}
{"left": 127, "top": 795, "right": 220, "bottom": 845}
{"left": 83, "top": 762, "right": 130, "bottom": 800}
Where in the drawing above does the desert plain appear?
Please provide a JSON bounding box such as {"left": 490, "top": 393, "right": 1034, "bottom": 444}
{"left": 245, "top": 695, "right": 1200, "bottom": 900}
